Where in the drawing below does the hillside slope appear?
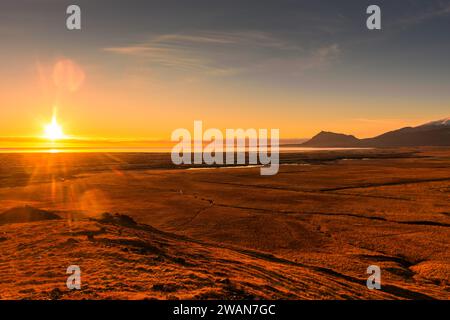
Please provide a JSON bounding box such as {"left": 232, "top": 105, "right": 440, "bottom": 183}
{"left": 301, "top": 118, "right": 450, "bottom": 147}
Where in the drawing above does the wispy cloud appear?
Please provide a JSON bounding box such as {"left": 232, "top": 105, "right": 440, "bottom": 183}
{"left": 248, "top": 43, "right": 340, "bottom": 76}
{"left": 154, "top": 31, "right": 299, "bottom": 50}
{"left": 392, "top": 1, "right": 450, "bottom": 28}
{"left": 103, "top": 31, "right": 339, "bottom": 77}
{"left": 304, "top": 44, "right": 341, "bottom": 70}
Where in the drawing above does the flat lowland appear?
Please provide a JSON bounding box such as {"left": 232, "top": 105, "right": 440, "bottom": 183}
{"left": 0, "top": 147, "right": 448, "bottom": 299}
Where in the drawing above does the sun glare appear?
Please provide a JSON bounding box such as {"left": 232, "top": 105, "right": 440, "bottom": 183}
{"left": 44, "top": 115, "right": 65, "bottom": 141}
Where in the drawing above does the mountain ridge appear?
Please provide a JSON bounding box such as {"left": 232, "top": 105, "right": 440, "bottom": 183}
{"left": 301, "top": 118, "right": 450, "bottom": 147}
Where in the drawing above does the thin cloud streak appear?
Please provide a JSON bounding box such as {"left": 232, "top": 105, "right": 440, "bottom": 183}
{"left": 391, "top": 1, "right": 450, "bottom": 29}
{"left": 103, "top": 31, "right": 339, "bottom": 77}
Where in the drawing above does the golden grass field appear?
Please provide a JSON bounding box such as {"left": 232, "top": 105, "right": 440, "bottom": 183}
{"left": 0, "top": 148, "right": 448, "bottom": 299}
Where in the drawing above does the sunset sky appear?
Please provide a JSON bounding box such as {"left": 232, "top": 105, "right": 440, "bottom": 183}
{"left": 1, "top": 0, "right": 449, "bottom": 147}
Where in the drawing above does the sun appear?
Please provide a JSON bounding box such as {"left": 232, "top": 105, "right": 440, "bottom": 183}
{"left": 44, "top": 114, "right": 65, "bottom": 141}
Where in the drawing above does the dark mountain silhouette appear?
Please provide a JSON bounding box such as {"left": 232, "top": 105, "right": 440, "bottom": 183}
{"left": 301, "top": 131, "right": 360, "bottom": 147}
{"left": 301, "top": 118, "right": 450, "bottom": 147}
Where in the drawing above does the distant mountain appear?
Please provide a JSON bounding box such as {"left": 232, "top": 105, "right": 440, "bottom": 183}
{"left": 301, "top": 118, "right": 450, "bottom": 147}
{"left": 301, "top": 131, "right": 360, "bottom": 147}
